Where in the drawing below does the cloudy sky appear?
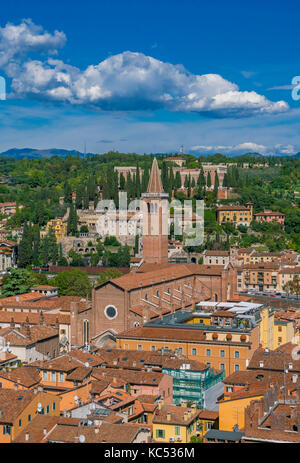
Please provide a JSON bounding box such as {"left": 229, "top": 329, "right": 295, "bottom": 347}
{"left": 0, "top": 0, "right": 299, "bottom": 155}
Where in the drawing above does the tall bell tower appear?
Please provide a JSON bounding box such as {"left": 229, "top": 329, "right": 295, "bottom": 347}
{"left": 141, "top": 158, "right": 169, "bottom": 264}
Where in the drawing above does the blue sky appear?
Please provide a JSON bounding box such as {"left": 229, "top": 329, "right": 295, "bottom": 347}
{"left": 0, "top": 0, "right": 299, "bottom": 155}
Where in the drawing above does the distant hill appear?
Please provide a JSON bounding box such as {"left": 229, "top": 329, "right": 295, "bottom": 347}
{"left": 0, "top": 148, "right": 297, "bottom": 160}
{"left": 0, "top": 148, "right": 97, "bottom": 160}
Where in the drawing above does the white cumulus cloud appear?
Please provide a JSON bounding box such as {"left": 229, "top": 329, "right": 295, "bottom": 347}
{"left": 0, "top": 19, "right": 66, "bottom": 75}
{"left": 0, "top": 20, "right": 289, "bottom": 117}
{"left": 190, "top": 142, "right": 299, "bottom": 156}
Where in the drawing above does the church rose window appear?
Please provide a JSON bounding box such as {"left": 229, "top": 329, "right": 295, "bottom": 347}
{"left": 105, "top": 305, "right": 117, "bottom": 319}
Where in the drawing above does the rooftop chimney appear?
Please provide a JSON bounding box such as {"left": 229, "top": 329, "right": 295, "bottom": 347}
{"left": 184, "top": 411, "right": 188, "bottom": 422}
{"left": 43, "top": 428, "right": 47, "bottom": 435}
{"left": 167, "top": 412, "right": 171, "bottom": 421}
{"left": 25, "top": 432, "right": 29, "bottom": 441}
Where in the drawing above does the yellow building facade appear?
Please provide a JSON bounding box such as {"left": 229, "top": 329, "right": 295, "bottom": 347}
{"left": 46, "top": 218, "right": 67, "bottom": 242}
{"left": 218, "top": 390, "right": 265, "bottom": 431}
{"left": 217, "top": 203, "right": 253, "bottom": 226}
{"left": 0, "top": 390, "right": 60, "bottom": 443}
{"left": 152, "top": 403, "right": 200, "bottom": 443}
{"left": 258, "top": 306, "right": 296, "bottom": 350}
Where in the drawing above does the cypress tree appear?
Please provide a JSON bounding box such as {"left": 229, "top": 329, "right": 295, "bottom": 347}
{"left": 161, "top": 162, "right": 168, "bottom": 192}
{"left": 175, "top": 171, "right": 182, "bottom": 189}
{"left": 134, "top": 234, "right": 139, "bottom": 255}
{"left": 83, "top": 186, "right": 89, "bottom": 209}
{"left": 214, "top": 172, "right": 219, "bottom": 198}
{"left": 18, "top": 222, "right": 33, "bottom": 268}
{"left": 75, "top": 184, "right": 84, "bottom": 209}
{"left": 207, "top": 172, "right": 212, "bottom": 188}
{"left": 32, "top": 225, "right": 40, "bottom": 266}
{"left": 47, "top": 227, "right": 58, "bottom": 265}
{"left": 64, "top": 181, "right": 72, "bottom": 204}
{"left": 40, "top": 236, "right": 49, "bottom": 267}
{"left": 67, "top": 203, "right": 78, "bottom": 236}
{"left": 120, "top": 173, "right": 126, "bottom": 190}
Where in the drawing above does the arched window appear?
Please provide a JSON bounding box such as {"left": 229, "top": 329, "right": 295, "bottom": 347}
{"left": 83, "top": 320, "right": 89, "bottom": 345}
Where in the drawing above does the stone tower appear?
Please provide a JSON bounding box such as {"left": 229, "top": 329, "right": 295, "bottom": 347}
{"left": 141, "top": 158, "right": 169, "bottom": 264}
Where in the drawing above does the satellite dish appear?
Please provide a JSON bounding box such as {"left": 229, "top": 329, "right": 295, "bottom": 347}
{"left": 84, "top": 362, "right": 89, "bottom": 368}
{"left": 37, "top": 403, "right": 42, "bottom": 412}
{"left": 79, "top": 434, "right": 86, "bottom": 443}
{"left": 74, "top": 395, "right": 79, "bottom": 402}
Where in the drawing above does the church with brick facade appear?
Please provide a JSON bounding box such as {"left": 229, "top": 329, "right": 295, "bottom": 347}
{"left": 70, "top": 158, "right": 237, "bottom": 348}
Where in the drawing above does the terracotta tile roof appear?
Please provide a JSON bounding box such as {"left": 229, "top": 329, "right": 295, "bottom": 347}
{"left": 136, "top": 394, "right": 156, "bottom": 404}
{"left": 212, "top": 310, "right": 236, "bottom": 317}
{"left": 0, "top": 238, "right": 17, "bottom": 246}
{"left": 217, "top": 205, "right": 250, "bottom": 211}
{"left": 160, "top": 357, "right": 208, "bottom": 371}
{"left": 93, "top": 367, "right": 166, "bottom": 386}
{"left": 248, "top": 344, "right": 300, "bottom": 372}
{"left": 0, "top": 351, "right": 17, "bottom": 364}
{"left": 20, "top": 325, "right": 58, "bottom": 342}
{"left": 31, "top": 285, "right": 57, "bottom": 290}
{"left": 243, "top": 401, "right": 300, "bottom": 442}
{"left": 100, "top": 422, "right": 151, "bottom": 442}
{"left": 89, "top": 379, "right": 110, "bottom": 395}
{"left": 0, "top": 325, "right": 58, "bottom": 346}
{"left": 97, "top": 263, "right": 226, "bottom": 292}
{"left": 117, "top": 326, "right": 206, "bottom": 343}
{"left": 198, "top": 409, "right": 219, "bottom": 420}
{"left": 0, "top": 292, "right": 44, "bottom": 304}
{"left": 66, "top": 367, "right": 92, "bottom": 382}
{"left": 0, "top": 311, "right": 70, "bottom": 326}
{"left": 0, "top": 366, "right": 40, "bottom": 388}
{"left": 107, "top": 265, "right": 194, "bottom": 291}
{"left": 68, "top": 350, "right": 103, "bottom": 368}
{"left": 153, "top": 404, "right": 200, "bottom": 426}
{"left": 279, "top": 266, "right": 300, "bottom": 274}
{"left": 0, "top": 388, "right": 35, "bottom": 423}
{"left": 13, "top": 415, "right": 60, "bottom": 443}
{"left": 37, "top": 355, "right": 82, "bottom": 372}
{"left": 92, "top": 347, "right": 205, "bottom": 371}
{"left": 204, "top": 250, "right": 229, "bottom": 256}
{"left": 219, "top": 384, "right": 268, "bottom": 402}
{"left": 43, "top": 421, "right": 150, "bottom": 443}
{"left": 0, "top": 295, "right": 90, "bottom": 313}
{"left": 254, "top": 211, "right": 285, "bottom": 216}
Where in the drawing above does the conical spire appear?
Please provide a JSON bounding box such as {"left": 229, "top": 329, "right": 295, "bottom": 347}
{"left": 147, "top": 158, "right": 164, "bottom": 193}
